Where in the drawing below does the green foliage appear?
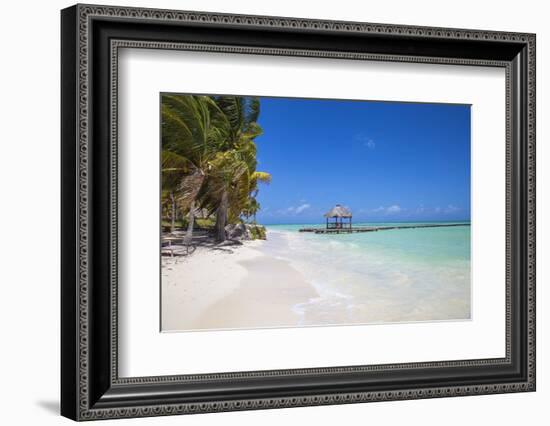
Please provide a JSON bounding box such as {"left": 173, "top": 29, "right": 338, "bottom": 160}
{"left": 248, "top": 225, "right": 267, "bottom": 240}
{"left": 161, "top": 94, "right": 271, "bottom": 239}
{"left": 161, "top": 217, "right": 216, "bottom": 230}
{"left": 195, "top": 217, "right": 216, "bottom": 229}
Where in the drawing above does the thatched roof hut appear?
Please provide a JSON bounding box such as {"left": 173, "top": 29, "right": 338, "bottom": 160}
{"left": 324, "top": 204, "right": 352, "bottom": 229}
{"left": 324, "top": 204, "right": 352, "bottom": 218}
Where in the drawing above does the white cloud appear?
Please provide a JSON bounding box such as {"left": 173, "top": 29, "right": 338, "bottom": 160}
{"left": 276, "top": 207, "right": 292, "bottom": 215}
{"left": 444, "top": 204, "right": 460, "bottom": 214}
{"left": 295, "top": 203, "right": 311, "bottom": 214}
{"left": 369, "top": 204, "right": 462, "bottom": 216}
{"left": 277, "top": 203, "right": 311, "bottom": 215}
{"left": 366, "top": 204, "right": 461, "bottom": 217}
{"left": 354, "top": 134, "right": 376, "bottom": 149}
{"left": 369, "top": 205, "right": 402, "bottom": 215}
{"left": 413, "top": 204, "right": 462, "bottom": 215}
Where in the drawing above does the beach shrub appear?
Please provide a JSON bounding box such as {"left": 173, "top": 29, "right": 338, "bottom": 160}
{"left": 248, "top": 224, "right": 266, "bottom": 240}
{"left": 195, "top": 217, "right": 216, "bottom": 229}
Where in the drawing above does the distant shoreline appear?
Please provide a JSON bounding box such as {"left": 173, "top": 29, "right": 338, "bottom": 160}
{"left": 263, "top": 220, "right": 471, "bottom": 227}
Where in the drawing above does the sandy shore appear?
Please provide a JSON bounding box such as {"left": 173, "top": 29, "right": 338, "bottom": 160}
{"left": 161, "top": 239, "right": 319, "bottom": 331}
{"left": 162, "top": 227, "right": 470, "bottom": 332}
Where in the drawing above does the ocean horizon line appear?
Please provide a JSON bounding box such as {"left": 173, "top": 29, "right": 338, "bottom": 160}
{"left": 261, "top": 219, "right": 471, "bottom": 226}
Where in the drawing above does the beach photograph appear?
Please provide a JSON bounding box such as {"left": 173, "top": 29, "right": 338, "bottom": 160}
{"left": 160, "top": 94, "right": 471, "bottom": 332}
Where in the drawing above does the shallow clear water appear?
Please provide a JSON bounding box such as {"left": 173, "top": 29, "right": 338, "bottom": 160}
{"left": 261, "top": 222, "right": 471, "bottom": 325}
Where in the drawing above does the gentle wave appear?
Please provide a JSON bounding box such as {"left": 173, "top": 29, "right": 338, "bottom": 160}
{"left": 261, "top": 225, "right": 471, "bottom": 324}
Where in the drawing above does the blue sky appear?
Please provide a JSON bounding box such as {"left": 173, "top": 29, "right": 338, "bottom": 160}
{"left": 253, "top": 97, "right": 471, "bottom": 225}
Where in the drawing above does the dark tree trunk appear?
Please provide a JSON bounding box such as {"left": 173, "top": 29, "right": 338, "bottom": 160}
{"left": 215, "top": 189, "right": 228, "bottom": 242}
{"left": 185, "top": 200, "right": 196, "bottom": 244}
{"left": 170, "top": 191, "right": 176, "bottom": 234}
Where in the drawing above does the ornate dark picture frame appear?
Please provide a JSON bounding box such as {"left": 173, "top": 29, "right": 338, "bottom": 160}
{"left": 61, "top": 3, "right": 536, "bottom": 421}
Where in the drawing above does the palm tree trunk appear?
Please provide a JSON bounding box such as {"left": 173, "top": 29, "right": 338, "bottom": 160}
{"left": 185, "top": 200, "right": 196, "bottom": 244}
{"left": 215, "top": 189, "right": 228, "bottom": 242}
{"left": 170, "top": 191, "right": 176, "bottom": 233}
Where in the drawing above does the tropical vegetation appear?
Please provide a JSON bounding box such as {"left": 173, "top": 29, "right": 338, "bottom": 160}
{"left": 161, "top": 94, "right": 271, "bottom": 243}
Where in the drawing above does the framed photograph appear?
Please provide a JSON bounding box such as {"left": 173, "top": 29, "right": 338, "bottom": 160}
{"left": 61, "top": 4, "right": 536, "bottom": 421}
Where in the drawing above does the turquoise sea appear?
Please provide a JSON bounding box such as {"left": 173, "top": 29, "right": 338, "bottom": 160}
{"left": 261, "top": 222, "right": 471, "bottom": 324}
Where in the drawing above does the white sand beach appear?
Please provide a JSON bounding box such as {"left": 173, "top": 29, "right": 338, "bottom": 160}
{"left": 161, "top": 226, "right": 471, "bottom": 332}
{"left": 161, "top": 238, "right": 320, "bottom": 331}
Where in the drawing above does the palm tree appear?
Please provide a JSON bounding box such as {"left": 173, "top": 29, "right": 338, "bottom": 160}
{"left": 208, "top": 96, "right": 270, "bottom": 241}
{"left": 199, "top": 151, "right": 251, "bottom": 241}
{"left": 161, "top": 94, "right": 272, "bottom": 243}
{"left": 243, "top": 171, "right": 272, "bottom": 222}
{"left": 161, "top": 94, "right": 229, "bottom": 242}
{"left": 161, "top": 150, "right": 203, "bottom": 235}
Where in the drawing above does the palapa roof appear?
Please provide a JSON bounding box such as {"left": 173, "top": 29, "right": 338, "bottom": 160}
{"left": 324, "top": 204, "right": 352, "bottom": 218}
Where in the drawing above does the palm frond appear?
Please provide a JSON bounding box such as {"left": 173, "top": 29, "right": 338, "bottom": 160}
{"left": 161, "top": 93, "right": 270, "bottom": 226}
{"left": 250, "top": 171, "right": 272, "bottom": 185}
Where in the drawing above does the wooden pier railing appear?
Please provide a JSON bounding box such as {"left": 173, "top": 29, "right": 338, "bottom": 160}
{"left": 298, "top": 223, "right": 470, "bottom": 234}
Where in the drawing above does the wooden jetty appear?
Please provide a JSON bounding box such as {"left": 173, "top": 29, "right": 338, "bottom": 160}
{"left": 299, "top": 223, "right": 470, "bottom": 234}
